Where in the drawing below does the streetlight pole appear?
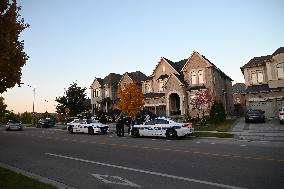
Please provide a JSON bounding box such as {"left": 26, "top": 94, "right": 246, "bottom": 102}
{"left": 28, "top": 85, "right": 35, "bottom": 126}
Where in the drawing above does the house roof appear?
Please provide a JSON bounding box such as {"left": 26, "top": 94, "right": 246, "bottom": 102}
{"left": 144, "top": 93, "right": 165, "bottom": 99}
{"left": 272, "top": 47, "right": 284, "bottom": 56}
{"left": 163, "top": 57, "right": 187, "bottom": 73}
{"left": 157, "top": 74, "right": 169, "bottom": 80}
{"left": 103, "top": 73, "right": 122, "bottom": 87}
{"left": 201, "top": 54, "right": 233, "bottom": 81}
{"left": 127, "top": 71, "right": 148, "bottom": 84}
{"left": 245, "top": 84, "right": 270, "bottom": 93}
{"left": 232, "top": 83, "right": 246, "bottom": 94}
{"left": 241, "top": 47, "right": 284, "bottom": 73}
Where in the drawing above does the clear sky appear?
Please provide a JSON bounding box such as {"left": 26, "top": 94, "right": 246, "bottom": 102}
{"left": 2, "top": 0, "right": 284, "bottom": 114}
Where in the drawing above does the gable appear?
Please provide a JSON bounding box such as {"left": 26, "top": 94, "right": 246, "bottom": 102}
{"left": 181, "top": 52, "right": 211, "bottom": 72}
{"left": 164, "top": 73, "right": 185, "bottom": 91}
{"left": 151, "top": 58, "right": 180, "bottom": 77}
{"left": 91, "top": 78, "right": 102, "bottom": 89}
{"left": 118, "top": 74, "right": 133, "bottom": 87}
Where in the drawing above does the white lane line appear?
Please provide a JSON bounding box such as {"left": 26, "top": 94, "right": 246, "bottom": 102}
{"left": 240, "top": 145, "right": 247, "bottom": 147}
{"left": 45, "top": 152, "right": 247, "bottom": 189}
{"left": 196, "top": 142, "right": 201, "bottom": 144}
{"left": 210, "top": 143, "right": 215, "bottom": 145}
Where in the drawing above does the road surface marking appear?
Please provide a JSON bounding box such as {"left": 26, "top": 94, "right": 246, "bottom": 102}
{"left": 196, "top": 142, "right": 201, "bottom": 144}
{"left": 45, "top": 152, "right": 247, "bottom": 189}
{"left": 91, "top": 174, "right": 141, "bottom": 188}
{"left": 210, "top": 143, "right": 215, "bottom": 145}
{"left": 240, "top": 145, "right": 246, "bottom": 147}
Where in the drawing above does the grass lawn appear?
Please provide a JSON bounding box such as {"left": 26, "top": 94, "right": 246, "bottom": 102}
{"left": 193, "top": 118, "right": 238, "bottom": 132}
{"left": 0, "top": 166, "right": 57, "bottom": 189}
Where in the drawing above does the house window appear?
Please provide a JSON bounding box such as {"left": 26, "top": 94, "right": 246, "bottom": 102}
{"left": 145, "top": 83, "right": 151, "bottom": 93}
{"left": 276, "top": 63, "right": 284, "bottom": 79}
{"left": 162, "top": 65, "right": 166, "bottom": 72}
{"left": 94, "top": 89, "right": 100, "bottom": 97}
{"left": 159, "top": 80, "right": 164, "bottom": 92}
{"left": 236, "top": 97, "right": 240, "bottom": 104}
{"left": 105, "top": 89, "right": 109, "bottom": 97}
{"left": 251, "top": 72, "right": 257, "bottom": 84}
{"left": 257, "top": 71, "right": 263, "bottom": 83}
{"left": 191, "top": 71, "right": 197, "bottom": 85}
{"left": 198, "top": 70, "right": 204, "bottom": 84}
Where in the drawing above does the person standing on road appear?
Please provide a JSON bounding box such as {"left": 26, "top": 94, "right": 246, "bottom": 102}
{"left": 116, "top": 116, "right": 124, "bottom": 136}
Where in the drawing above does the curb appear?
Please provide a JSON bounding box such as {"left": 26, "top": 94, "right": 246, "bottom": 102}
{"left": 0, "top": 162, "right": 77, "bottom": 189}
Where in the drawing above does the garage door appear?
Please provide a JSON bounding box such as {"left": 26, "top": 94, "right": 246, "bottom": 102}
{"left": 248, "top": 100, "right": 274, "bottom": 118}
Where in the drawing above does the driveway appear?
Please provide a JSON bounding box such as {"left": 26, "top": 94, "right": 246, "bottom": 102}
{"left": 231, "top": 118, "right": 284, "bottom": 141}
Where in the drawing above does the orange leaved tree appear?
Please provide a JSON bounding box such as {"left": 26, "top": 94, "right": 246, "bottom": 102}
{"left": 117, "top": 81, "right": 145, "bottom": 121}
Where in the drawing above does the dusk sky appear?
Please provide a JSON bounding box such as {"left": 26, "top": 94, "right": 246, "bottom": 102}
{"left": 2, "top": 0, "right": 284, "bottom": 113}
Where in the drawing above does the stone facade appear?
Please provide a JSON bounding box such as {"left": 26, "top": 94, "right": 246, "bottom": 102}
{"left": 241, "top": 47, "right": 284, "bottom": 118}
{"left": 143, "top": 51, "right": 233, "bottom": 117}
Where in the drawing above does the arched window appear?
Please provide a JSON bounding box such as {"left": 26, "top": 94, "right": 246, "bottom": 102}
{"left": 198, "top": 70, "right": 204, "bottom": 84}
{"left": 276, "top": 63, "right": 284, "bottom": 79}
{"left": 191, "top": 71, "right": 197, "bottom": 85}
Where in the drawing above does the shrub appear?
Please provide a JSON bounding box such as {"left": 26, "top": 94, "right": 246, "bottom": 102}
{"left": 209, "top": 100, "right": 226, "bottom": 123}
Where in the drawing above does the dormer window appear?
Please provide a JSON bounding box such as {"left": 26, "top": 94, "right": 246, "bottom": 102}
{"left": 251, "top": 72, "right": 257, "bottom": 84}
{"left": 276, "top": 63, "right": 284, "bottom": 79}
{"left": 257, "top": 71, "right": 263, "bottom": 83}
{"left": 251, "top": 70, "right": 264, "bottom": 84}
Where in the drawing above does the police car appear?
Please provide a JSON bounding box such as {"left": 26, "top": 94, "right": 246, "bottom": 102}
{"left": 131, "top": 117, "right": 194, "bottom": 140}
{"left": 67, "top": 118, "right": 109, "bottom": 135}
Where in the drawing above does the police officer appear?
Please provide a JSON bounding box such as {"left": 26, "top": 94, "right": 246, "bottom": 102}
{"left": 116, "top": 116, "right": 124, "bottom": 136}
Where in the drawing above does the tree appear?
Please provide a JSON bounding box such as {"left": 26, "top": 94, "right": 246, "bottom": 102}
{"left": 190, "top": 89, "right": 212, "bottom": 122}
{"left": 210, "top": 99, "right": 226, "bottom": 123}
{"left": 55, "top": 82, "right": 88, "bottom": 117}
{"left": 0, "top": 96, "right": 8, "bottom": 123}
{"left": 117, "top": 81, "right": 145, "bottom": 119}
{"left": 20, "top": 111, "right": 32, "bottom": 124}
{"left": 0, "top": 0, "right": 29, "bottom": 93}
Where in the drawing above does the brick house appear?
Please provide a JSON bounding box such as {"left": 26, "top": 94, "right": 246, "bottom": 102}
{"left": 90, "top": 73, "right": 122, "bottom": 114}
{"left": 232, "top": 83, "right": 246, "bottom": 116}
{"left": 118, "top": 71, "right": 148, "bottom": 90}
{"left": 240, "top": 47, "right": 284, "bottom": 118}
{"left": 142, "top": 51, "right": 233, "bottom": 117}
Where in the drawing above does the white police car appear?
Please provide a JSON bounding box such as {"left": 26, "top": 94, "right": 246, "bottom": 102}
{"left": 131, "top": 117, "right": 194, "bottom": 140}
{"left": 67, "top": 118, "right": 109, "bottom": 135}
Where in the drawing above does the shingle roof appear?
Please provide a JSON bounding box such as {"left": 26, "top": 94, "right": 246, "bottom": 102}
{"left": 96, "top": 78, "right": 103, "bottom": 86}
{"left": 272, "top": 47, "right": 284, "bottom": 56}
{"left": 103, "top": 73, "right": 122, "bottom": 87}
{"left": 163, "top": 57, "right": 187, "bottom": 73}
{"left": 201, "top": 54, "right": 233, "bottom": 81}
{"left": 144, "top": 93, "right": 165, "bottom": 99}
{"left": 232, "top": 83, "right": 246, "bottom": 94}
{"left": 127, "top": 71, "right": 148, "bottom": 84}
{"left": 241, "top": 47, "right": 284, "bottom": 72}
{"left": 246, "top": 84, "right": 270, "bottom": 93}
{"left": 157, "top": 74, "right": 169, "bottom": 80}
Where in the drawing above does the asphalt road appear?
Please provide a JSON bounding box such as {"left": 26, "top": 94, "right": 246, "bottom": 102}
{"left": 0, "top": 127, "right": 283, "bottom": 189}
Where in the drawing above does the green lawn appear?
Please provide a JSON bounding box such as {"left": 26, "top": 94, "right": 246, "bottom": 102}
{"left": 193, "top": 118, "right": 237, "bottom": 132}
{"left": 0, "top": 166, "right": 57, "bottom": 189}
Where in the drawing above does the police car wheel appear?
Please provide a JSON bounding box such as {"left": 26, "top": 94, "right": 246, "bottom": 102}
{"left": 68, "top": 126, "right": 73, "bottom": 134}
{"left": 166, "top": 129, "right": 177, "bottom": 140}
{"left": 131, "top": 128, "right": 140, "bottom": 137}
{"left": 88, "top": 127, "right": 94, "bottom": 135}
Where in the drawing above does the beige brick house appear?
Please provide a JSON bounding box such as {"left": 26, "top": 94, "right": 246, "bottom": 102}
{"left": 142, "top": 51, "right": 233, "bottom": 117}
{"left": 241, "top": 47, "right": 284, "bottom": 118}
{"left": 90, "top": 73, "right": 122, "bottom": 114}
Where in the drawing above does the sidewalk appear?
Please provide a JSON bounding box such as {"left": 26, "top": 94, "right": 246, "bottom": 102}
{"left": 230, "top": 117, "right": 284, "bottom": 142}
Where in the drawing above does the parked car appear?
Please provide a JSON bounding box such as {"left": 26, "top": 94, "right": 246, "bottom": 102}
{"left": 279, "top": 107, "right": 284, "bottom": 124}
{"left": 67, "top": 118, "right": 109, "bottom": 135}
{"left": 131, "top": 117, "right": 194, "bottom": 140}
{"left": 37, "top": 118, "right": 56, "bottom": 128}
{"left": 5, "top": 120, "right": 23, "bottom": 131}
{"left": 245, "top": 109, "right": 265, "bottom": 123}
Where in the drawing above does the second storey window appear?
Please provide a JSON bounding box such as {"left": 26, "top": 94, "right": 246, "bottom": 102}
{"left": 105, "top": 89, "right": 109, "bottom": 97}
{"left": 145, "top": 83, "right": 151, "bottom": 93}
{"left": 276, "top": 63, "right": 284, "bottom": 79}
{"left": 191, "top": 71, "right": 197, "bottom": 85}
{"left": 159, "top": 80, "right": 164, "bottom": 92}
{"left": 198, "top": 70, "right": 204, "bottom": 84}
{"left": 257, "top": 71, "right": 263, "bottom": 83}
{"left": 94, "top": 89, "right": 100, "bottom": 97}
{"left": 251, "top": 72, "right": 257, "bottom": 84}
